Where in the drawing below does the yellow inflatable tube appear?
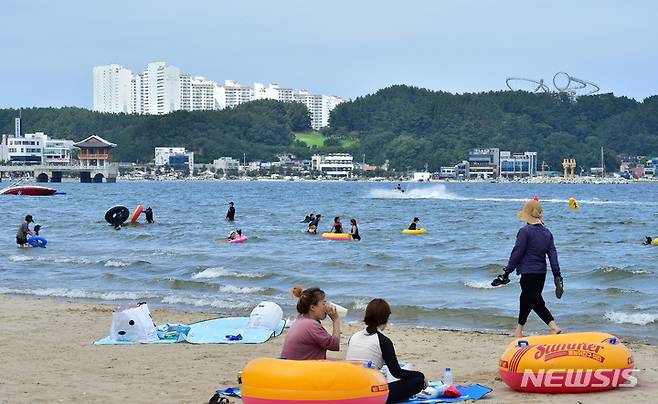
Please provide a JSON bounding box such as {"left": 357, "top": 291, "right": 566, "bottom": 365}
{"left": 322, "top": 232, "right": 352, "bottom": 240}
{"left": 402, "top": 228, "right": 427, "bottom": 235}
{"left": 499, "top": 332, "right": 634, "bottom": 393}
{"left": 652, "top": 238, "right": 658, "bottom": 246}
{"left": 242, "top": 358, "right": 388, "bottom": 403}
{"left": 569, "top": 197, "right": 579, "bottom": 209}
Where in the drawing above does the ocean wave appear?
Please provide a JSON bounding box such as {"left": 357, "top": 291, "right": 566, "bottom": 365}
{"left": 161, "top": 295, "right": 252, "bottom": 309}
{"left": 218, "top": 285, "right": 266, "bottom": 294}
{"left": 583, "top": 266, "right": 654, "bottom": 281}
{"left": 8, "top": 255, "right": 96, "bottom": 265}
{"left": 192, "top": 267, "right": 266, "bottom": 279}
{"left": 104, "top": 259, "right": 151, "bottom": 268}
{"left": 463, "top": 280, "right": 497, "bottom": 289}
{"left": 0, "top": 287, "right": 158, "bottom": 301}
{"left": 351, "top": 298, "right": 370, "bottom": 311}
{"left": 604, "top": 311, "right": 658, "bottom": 326}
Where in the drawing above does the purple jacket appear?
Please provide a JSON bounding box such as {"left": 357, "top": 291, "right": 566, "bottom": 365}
{"left": 506, "top": 224, "right": 561, "bottom": 276}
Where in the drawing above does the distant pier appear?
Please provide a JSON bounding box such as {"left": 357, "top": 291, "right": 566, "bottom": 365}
{"left": 0, "top": 164, "right": 118, "bottom": 183}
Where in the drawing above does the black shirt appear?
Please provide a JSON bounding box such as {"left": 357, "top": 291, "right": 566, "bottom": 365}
{"left": 226, "top": 206, "right": 235, "bottom": 221}
{"left": 408, "top": 222, "right": 417, "bottom": 230}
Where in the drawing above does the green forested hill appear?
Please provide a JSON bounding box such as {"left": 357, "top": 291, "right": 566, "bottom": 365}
{"left": 326, "top": 85, "right": 658, "bottom": 171}
{"left": 0, "top": 100, "right": 311, "bottom": 163}
{"left": 3, "top": 87, "right": 658, "bottom": 171}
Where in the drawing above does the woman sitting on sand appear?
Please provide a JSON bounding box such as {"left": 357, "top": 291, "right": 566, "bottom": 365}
{"left": 280, "top": 286, "right": 341, "bottom": 360}
{"left": 346, "top": 299, "right": 426, "bottom": 403}
{"left": 494, "top": 199, "right": 563, "bottom": 337}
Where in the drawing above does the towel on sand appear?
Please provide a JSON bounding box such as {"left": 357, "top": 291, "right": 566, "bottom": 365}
{"left": 95, "top": 317, "right": 285, "bottom": 345}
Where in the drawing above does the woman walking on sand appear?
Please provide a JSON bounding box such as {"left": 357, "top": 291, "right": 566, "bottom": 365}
{"left": 493, "top": 199, "right": 563, "bottom": 337}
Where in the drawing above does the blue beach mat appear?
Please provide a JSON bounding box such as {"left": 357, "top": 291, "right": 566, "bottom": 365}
{"left": 95, "top": 317, "right": 286, "bottom": 345}
{"left": 212, "top": 384, "right": 491, "bottom": 403}
{"left": 406, "top": 384, "right": 493, "bottom": 403}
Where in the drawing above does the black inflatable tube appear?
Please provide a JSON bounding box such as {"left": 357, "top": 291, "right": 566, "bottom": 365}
{"left": 105, "top": 206, "right": 130, "bottom": 226}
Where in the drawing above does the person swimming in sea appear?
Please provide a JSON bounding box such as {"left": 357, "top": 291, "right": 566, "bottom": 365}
{"left": 308, "top": 214, "right": 321, "bottom": 234}
{"left": 144, "top": 207, "right": 154, "bottom": 224}
{"left": 350, "top": 218, "right": 361, "bottom": 240}
{"left": 643, "top": 236, "right": 655, "bottom": 245}
{"left": 408, "top": 217, "right": 420, "bottom": 230}
{"left": 16, "top": 215, "right": 35, "bottom": 248}
{"left": 395, "top": 183, "right": 405, "bottom": 193}
{"left": 331, "top": 217, "right": 343, "bottom": 234}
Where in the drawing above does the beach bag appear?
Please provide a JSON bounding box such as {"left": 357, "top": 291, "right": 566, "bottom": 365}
{"left": 110, "top": 303, "right": 158, "bottom": 342}
{"left": 247, "top": 301, "right": 282, "bottom": 330}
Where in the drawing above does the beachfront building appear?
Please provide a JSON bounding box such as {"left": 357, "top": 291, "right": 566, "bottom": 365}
{"left": 93, "top": 64, "right": 134, "bottom": 114}
{"left": 3, "top": 132, "right": 75, "bottom": 165}
{"left": 213, "top": 157, "right": 240, "bottom": 172}
{"left": 468, "top": 148, "right": 499, "bottom": 179}
{"left": 154, "top": 147, "right": 194, "bottom": 172}
{"left": 74, "top": 135, "right": 117, "bottom": 167}
{"left": 311, "top": 153, "right": 354, "bottom": 178}
{"left": 499, "top": 151, "right": 538, "bottom": 178}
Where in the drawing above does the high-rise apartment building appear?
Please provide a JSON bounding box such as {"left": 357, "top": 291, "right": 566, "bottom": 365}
{"left": 142, "top": 62, "right": 182, "bottom": 115}
{"left": 191, "top": 77, "right": 217, "bottom": 111}
{"left": 254, "top": 83, "right": 294, "bottom": 103}
{"left": 93, "top": 62, "right": 343, "bottom": 128}
{"left": 215, "top": 80, "right": 254, "bottom": 109}
{"left": 93, "top": 64, "right": 133, "bottom": 113}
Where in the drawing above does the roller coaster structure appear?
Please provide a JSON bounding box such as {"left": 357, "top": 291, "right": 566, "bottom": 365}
{"left": 506, "top": 72, "right": 599, "bottom": 96}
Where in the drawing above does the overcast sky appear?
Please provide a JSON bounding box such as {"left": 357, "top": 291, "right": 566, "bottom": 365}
{"left": 1, "top": 0, "right": 657, "bottom": 108}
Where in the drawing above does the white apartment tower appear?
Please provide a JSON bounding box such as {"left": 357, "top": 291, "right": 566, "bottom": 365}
{"left": 294, "top": 91, "right": 324, "bottom": 130}
{"left": 93, "top": 64, "right": 134, "bottom": 113}
{"left": 142, "top": 62, "right": 182, "bottom": 115}
{"left": 191, "top": 76, "right": 217, "bottom": 111}
{"left": 93, "top": 62, "right": 344, "bottom": 128}
{"left": 215, "top": 80, "right": 254, "bottom": 109}
{"left": 179, "top": 73, "right": 192, "bottom": 111}
{"left": 253, "top": 83, "right": 294, "bottom": 103}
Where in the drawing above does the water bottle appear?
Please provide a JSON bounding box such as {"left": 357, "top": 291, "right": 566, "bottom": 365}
{"left": 327, "top": 301, "right": 348, "bottom": 317}
{"left": 444, "top": 367, "right": 453, "bottom": 386}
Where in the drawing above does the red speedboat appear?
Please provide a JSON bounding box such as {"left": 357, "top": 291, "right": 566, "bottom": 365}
{"left": 0, "top": 185, "right": 57, "bottom": 196}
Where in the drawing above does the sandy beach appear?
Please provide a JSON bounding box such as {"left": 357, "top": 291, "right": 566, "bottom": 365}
{"left": 0, "top": 295, "right": 656, "bottom": 403}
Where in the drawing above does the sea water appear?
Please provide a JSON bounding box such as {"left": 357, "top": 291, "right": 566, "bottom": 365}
{"left": 1, "top": 181, "right": 657, "bottom": 343}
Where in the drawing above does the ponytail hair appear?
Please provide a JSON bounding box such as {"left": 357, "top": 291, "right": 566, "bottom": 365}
{"left": 291, "top": 285, "right": 325, "bottom": 315}
{"left": 364, "top": 298, "right": 391, "bottom": 335}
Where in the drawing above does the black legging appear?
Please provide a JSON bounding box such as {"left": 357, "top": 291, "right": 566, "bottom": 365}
{"left": 518, "top": 273, "right": 554, "bottom": 325}
{"left": 387, "top": 370, "right": 425, "bottom": 403}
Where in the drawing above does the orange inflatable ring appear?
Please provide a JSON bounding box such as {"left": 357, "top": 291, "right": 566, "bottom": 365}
{"left": 499, "top": 332, "right": 634, "bottom": 393}
{"left": 242, "top": 358, "right": 388, "bottom": 403}
{"left": 322, "top": 232, "right": 351, "bottom": 241}
{"left": 130, "top": 205, "right": 144, "bottom": 224}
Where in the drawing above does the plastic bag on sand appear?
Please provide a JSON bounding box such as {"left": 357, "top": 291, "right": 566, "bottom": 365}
{"left": 110, "top": 303, "right": 158, "bottom": 342}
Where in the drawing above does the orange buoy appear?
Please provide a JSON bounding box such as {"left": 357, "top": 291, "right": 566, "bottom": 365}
{"left": 499, "top": 332, "right": 634, "bottom": 393}
{"left": 130, "top": 205, "right": 144, "bottom": 224}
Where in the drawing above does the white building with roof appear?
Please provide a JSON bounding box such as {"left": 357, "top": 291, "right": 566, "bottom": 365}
{"left": 311, "top": 153, "right": 354, "bottom": 178}
{"left": 3, "top": 132, "right": 74, "bottom": 165}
